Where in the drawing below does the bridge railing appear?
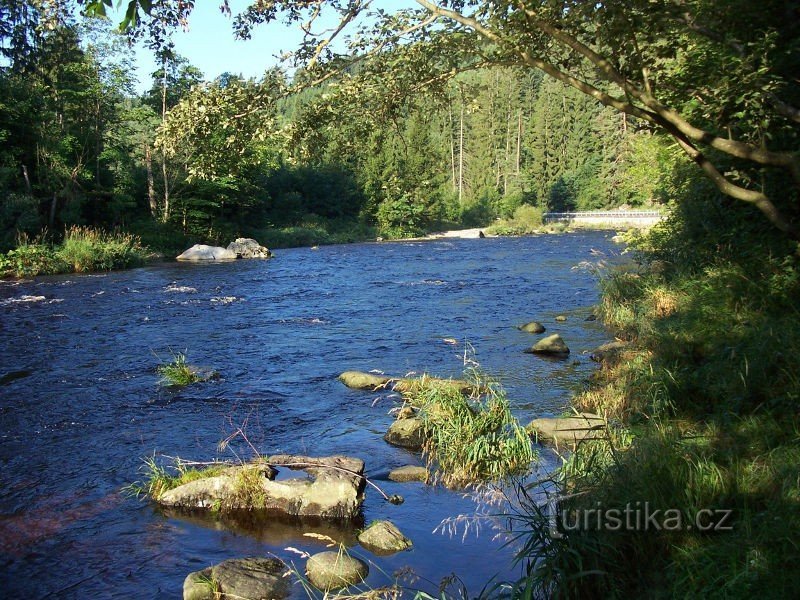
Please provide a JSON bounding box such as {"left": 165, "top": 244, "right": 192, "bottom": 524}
{"left": 543, "top": 210, "right": 664, "bottom": 220}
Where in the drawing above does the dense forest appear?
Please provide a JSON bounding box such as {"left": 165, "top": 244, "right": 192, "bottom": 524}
{"left": 0, "top": 2, "right": 667, "bottom": 257}
{"left": 3, "top": 0, "right": 800, "bottom": 598}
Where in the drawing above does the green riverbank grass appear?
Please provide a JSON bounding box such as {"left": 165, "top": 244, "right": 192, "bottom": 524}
{"left": 0, "top": 226, "right": 149, "bottom": 277}
{"left": 401, "top": 373, "right": 535, "bottom": 488}
{"left": 513, "top": 254, "right": 800, "bottom": 598}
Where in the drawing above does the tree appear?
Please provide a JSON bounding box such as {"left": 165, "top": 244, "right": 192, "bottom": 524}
{"left": 78, "top": 0, "right": 799, "bottom": 236}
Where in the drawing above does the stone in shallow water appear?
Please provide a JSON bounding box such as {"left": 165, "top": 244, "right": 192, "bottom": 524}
{"left": 518, "top": 321, "right": 546, "bottom": 334}
{"left": 305, "top": 551, "right": 369, "bottom": 590}
{"left": 176, "top": 244, "right": 236, "bottom": 261}
{"left": 526, "top": 413, "right": 605, "bottom": 445}
{"left": 157, "top": 456, "right": 365, "bottom": 519}
{"left": 384, "top": 418, "right": 424, "bottom": 450}
{"left": 387, "top": 465, "right": 428, "bottom": 483}
{"left": 227, "top": 238, "right": 272, "bottom": 259}
{"left": 183, "top": 557, "right": 289, "bottom": 600}
{"left": 358, "top": 520, "right": 412, "bottom": 555}
{"left": 524, "top": 333, "right": 570, "bottom": 355}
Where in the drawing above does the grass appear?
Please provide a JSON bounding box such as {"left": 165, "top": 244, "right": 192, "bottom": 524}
{"left": 487, "top": 204, "right": 544, "bottom": 236}
{"left": 157, "top": 352, "right": 202, "bottom": 386}
{"left": 0, "top": 226, "right": 149, "bottom": 277}
{"left": 509, "top": 242, "right": 800, "bottom": 598}
{"left": 125, "top": 455, "right": 229, "bottom": 500}
{"left": 400, "top": 372, "right": 535, "bottom": 488}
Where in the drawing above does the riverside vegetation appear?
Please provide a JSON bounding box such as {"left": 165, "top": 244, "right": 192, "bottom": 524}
{"left": 5, "top": 1, "right": 799, "bottom": 598}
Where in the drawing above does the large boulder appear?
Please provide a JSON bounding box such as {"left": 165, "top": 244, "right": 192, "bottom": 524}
{"left": 184, "top": 557, "right": 289, "bottom": 600}
{"left": 176, "top": 244, "right": 237, "bottom": 261}
{"left": 518, "top": 321, "right": 546, "bottom": 334}
{"left": 388, "top": 465, "right": 428, "bottom": 483}
{"left": 305, "top": 551, "right": 369, "bottom": 591}
{"left": 526, "top": 413, "right": 605, "bottom": 445}
{"left": 227, "top": 238, "right": 272, "bottom": 259}
{"left": 157, "top": 456, "right": 365, "bottom": 519}
{"left": 384, "top": 418, "right": 424, "bottom": 450}
{"left": 357, "top": 520, "right": 412, "bottom": 555}
{"left": 524, "top": 334, "right": 570, "bottom": 356}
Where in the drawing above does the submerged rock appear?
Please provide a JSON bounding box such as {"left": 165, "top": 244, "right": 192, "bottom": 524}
{"left": 184, "top": 557, "right": 289, "bottom": 600}
{"left": 526, "top": 413, "right": 605, "bottom": 445}
{"left": 227, "top": 238, "right": 272, "bottom": 259}
{"left": 384, "top": 418, "right": 424, "bottom": 450}
{"left": 176, "top": 244, "right": 237, "bottom": 261}
{"left": 524, "top": 334, "right": 570, "bottom": 355}
{"left": 358, "top": 520, "right": 412, "bottom": 555}
{"left": 305, "top": 551, "right": 369, "bottom": 591}
{"left": 387, "top": 465, "right": 428, "bottom": 483}
{"left": 157, "top": 456, "right": 365, "bottom": 519}
{"left": 555, "top": 315, "right": 567, "bottom": 322}
{"left": 518, "top": 321, "right": 546, "bottom": 334}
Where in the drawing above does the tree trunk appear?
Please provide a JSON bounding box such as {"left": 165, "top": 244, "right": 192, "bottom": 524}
{"left": 145, "top": 144, "right": 157, "bottom": 218}
{"left": 458, "top": 103, "right": 465, "bottom": 205}
{"left": 22, "top": 165, "right": 32, "bottom": 196}
{"left": 49, "top": 192, "right": 57, "bottom": 227}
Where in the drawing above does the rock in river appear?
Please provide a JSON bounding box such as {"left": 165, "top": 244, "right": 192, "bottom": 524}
{"left": 358, "top": 520, "right": 412, "bottom": 555}
{"left": 384, "top": 418, "right": 424, "bottom": 450}
{"left": 184, "top": 557, "right": 289, "bottom": 600}
{"left": 305, "top": 551, "right": 369, "bottom": 591}
{"left": 526, "top": 413, "right": 605, "bottom": 445}
{"left": 157, "top": 455, "right": 365, "bottom": 519}
{"left": 227, "top": 237, "right": 272, "bottom": 259}
{"left": 518, "top": 321, "right": 546, "bottom": 334}
{"left": 524, "top": 333, "right": 570, "bottom": 356}
{"left": 388, "top": 465, "right": 428, "bottom": 483}
{"left": 176, "top": 244, "right": 237, "bottom": 261}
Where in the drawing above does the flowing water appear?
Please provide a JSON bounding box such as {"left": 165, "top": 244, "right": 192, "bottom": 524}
{"left": 0, "top": 232, "right": 621, "bottom": 598}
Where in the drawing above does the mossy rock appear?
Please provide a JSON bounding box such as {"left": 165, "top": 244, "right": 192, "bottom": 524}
{"left": 518, "top": 321, "right": 546, "bottom": 334}
{"left": 358, "top": 520, "right": 412, "bottom": 555}
{"left": 384, "top": 418, "right": 424, "bottom": 450}
{"left": 184, "top": 557, "right": 289, "bottom": 600}
{"left": 305, "top": 551, "right": 368, "bottom": 591}
{"left": 387, "top": 465, "right": 428, "bottom": 483}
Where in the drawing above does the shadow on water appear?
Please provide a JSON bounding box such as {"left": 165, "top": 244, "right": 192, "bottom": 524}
{"left": 0, "top": 232, "right": 625, "bottom": 597}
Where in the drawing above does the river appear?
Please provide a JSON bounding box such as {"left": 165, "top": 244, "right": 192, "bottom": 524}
{"left": 0, "top": 232, "right": 619, "bottom": 598}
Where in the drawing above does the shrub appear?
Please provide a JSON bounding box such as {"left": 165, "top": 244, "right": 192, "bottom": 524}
{"left": 401, "top": 373, "right": 535, "bottom": 488}
{"left": 57, "top": 226, "right": 147, "bottom": 272}
{"left": 157, "top": 352, "right": 202, "bottom": 387}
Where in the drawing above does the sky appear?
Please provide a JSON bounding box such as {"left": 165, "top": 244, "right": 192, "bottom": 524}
{"left": 108, "top": 0, "right": 418, "bottom": 94}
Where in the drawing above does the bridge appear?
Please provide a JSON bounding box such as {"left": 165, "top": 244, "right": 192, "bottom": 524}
{"left": 543, "top": 210, "right": 665, "bottom": 228}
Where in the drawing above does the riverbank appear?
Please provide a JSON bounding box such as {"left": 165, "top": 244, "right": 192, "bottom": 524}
{"left": 518, "top": 229, "right": 800, "bottom": 597}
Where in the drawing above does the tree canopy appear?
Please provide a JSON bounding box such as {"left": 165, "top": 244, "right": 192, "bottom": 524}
{"left": 73, "top": 0, "right": 799, "bottom": 236}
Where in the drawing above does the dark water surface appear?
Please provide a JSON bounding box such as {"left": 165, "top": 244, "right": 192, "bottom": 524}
{"left": 0, "top": 232, "right": 619, "bottom": 598}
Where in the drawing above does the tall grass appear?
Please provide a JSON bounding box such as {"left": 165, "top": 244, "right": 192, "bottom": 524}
{"left": 401, "top": 373, "right": 535, "bottom": 488}
{"left": 511, "top": 238, "right": 800, "bottom": 597}
{"left": 0, "top": 226, "right": 149, "bottom": 277}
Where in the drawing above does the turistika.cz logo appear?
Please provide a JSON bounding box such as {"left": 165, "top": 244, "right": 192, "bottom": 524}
{"left": 548, "top": 500, "right": 734, "bottom": 538}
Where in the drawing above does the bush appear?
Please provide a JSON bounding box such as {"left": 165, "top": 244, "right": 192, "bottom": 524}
{"left": 401, "top": 373, "right": 535, "bottom": 488}
{"left": 57, "top": 226, "right": 148, "bottom": 272}
{"left": 487, "top": 203, "right": 544, "bottom": 236}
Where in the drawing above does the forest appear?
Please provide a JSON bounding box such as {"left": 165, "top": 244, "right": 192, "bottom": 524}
{"left": 0, "top": 0, "right": 669, "bottom": 261}
{"left": 2, "top": 0, "right": 800, "bottom": 598}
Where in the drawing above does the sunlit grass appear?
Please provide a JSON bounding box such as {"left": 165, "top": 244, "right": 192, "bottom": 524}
{"left": 401, "top": 372, "right": 535, "bottom": 488}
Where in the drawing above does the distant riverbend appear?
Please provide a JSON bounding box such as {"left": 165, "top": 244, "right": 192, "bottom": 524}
{"left": 0, "top": 232, "right": 620, "bottom": 597}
